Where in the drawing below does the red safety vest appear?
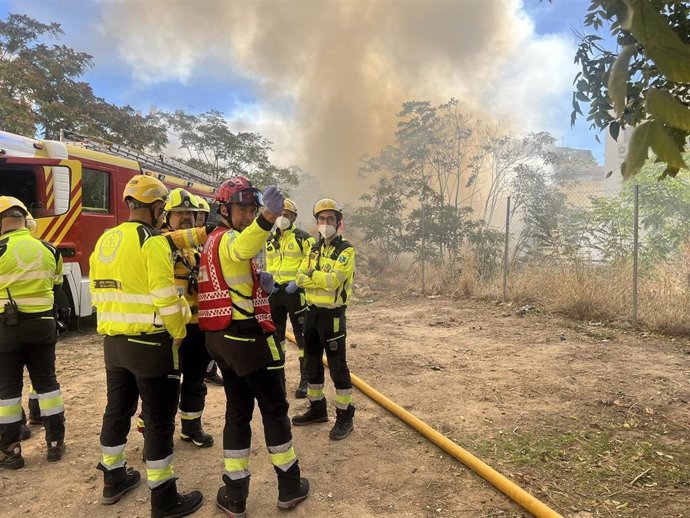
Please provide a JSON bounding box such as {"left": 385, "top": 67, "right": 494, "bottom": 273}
{"left": 198, "top": 227, "right": 275, "bottom": 333}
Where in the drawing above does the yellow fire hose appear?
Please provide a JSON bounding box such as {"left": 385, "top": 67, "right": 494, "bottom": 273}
{"left": 285, "top": 330, "right": 563, "bottom": 518}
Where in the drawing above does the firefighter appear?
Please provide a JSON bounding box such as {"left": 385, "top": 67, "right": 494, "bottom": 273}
{"left": 163, "top": 188, "right": 213, "bottom": 448}
{"left": 292, "top": 198, "right": 356, "bottom": 440}
{"left": 265, "top": 198, "right": 315, "bottom": 398}
{"left": 0, "top": 196, "right": 66, "bottom": 469}
{"left": 195, "top": 197, "right": 210, "bottom": 227}
{"left": 90, "top": 175, "right": 203, "bottom": 517}
{"left": 199, "top": 177, "right": 309, "bottom": 516}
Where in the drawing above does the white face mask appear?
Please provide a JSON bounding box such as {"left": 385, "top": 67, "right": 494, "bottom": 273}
{"left": 276, "top": 216, "right": 291, "bottom": 230}
{"left": 318, "top": 224, "right": 337, "bottom": 239}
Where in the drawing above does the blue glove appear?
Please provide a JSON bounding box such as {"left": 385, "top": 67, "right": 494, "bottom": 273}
{"left": 263, "top": 186, "right": 285, "bottom": 215}
{"left": 271, "top": 284, "right": 280, "bottom": 294}
{"left": 285, "top": 280, "right": 298, "bottom": 294}
{"left": 258, "top": 271, "right": 274, "bottom": 294}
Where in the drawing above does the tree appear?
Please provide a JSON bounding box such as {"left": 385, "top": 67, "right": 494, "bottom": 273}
{"left": 0, "top": 13, "right": 167, "bottom": 150}
{"left": 161, "top": 109, "right": 298, "bottom": 188}
{"left": 568, "top": 0, "right": 690, "bottom": 179}
{"left": 587, "top": 155, "right": 690, "bottom": 265}
{"left": 510, "top": 164, "right": 589, "bottom": 263}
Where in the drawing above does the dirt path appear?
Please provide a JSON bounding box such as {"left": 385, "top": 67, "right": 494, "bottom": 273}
{"left": 1, "top": 296, "right": 688, "bottom": 518}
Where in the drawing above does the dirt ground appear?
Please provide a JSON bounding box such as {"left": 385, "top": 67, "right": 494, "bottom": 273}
{"left": 1, "top": 295, "right": 688, "bottom": 518}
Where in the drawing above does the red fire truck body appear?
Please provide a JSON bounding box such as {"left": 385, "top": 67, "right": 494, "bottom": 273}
{"left": 0, "top": 130, "right": 216, "bottom": 328}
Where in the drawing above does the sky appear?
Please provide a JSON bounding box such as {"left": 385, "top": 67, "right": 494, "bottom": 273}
{"left": 0, "top": 0, "right": 614, "bottom": 200}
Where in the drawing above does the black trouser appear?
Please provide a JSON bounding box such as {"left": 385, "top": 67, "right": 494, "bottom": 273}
{"left": 0, "top": 314, "right": 64, "bottom": 450}
{"left": 99, "top": 333, "right": 180, "bottom": 488}
{"left": 179, "top": 324, "right": 211, "bottom": 420}
{"left": 303, "top": 306, "right": 353, "bottom": 408}
{"left": 269, "top": 285, "right": 307, "bottom": 351}
{"left": 206, "top": 319, "right": 294, "bottom": 478}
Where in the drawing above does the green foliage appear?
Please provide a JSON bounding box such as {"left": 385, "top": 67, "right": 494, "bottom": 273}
{"left": 588, "top": 157, "right": 690, "bottom": 265}
{"left": 0, "top": 13, "right": 167, "bottom": 150}
{"left": 160, "top": 109, "right": 297, "bottom": 189}
{"left": 570, "top": 0, "right": 690, "bottom": 178}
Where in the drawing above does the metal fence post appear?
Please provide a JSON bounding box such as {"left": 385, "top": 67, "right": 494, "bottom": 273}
{"left": 632, "top": 184, "right": 639, "bottom": 325}
{"left": 502, "top": 196, "right": 511, "bottom": 303}
{"left": 421, "top": 200, "right": 426, "bottom": 295}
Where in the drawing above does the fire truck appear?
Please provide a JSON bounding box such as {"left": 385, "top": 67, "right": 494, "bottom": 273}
{"left": 0, "top": 129, "right": 217, "bottom": 329}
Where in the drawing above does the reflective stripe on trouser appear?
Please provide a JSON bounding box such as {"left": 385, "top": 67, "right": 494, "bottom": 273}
{"left": 224, "top": 448, "right": 250, "bottom": 480}
{"left": 101, "top": 443, "right": 127, "bottom": 470}
{"left": 147, "top": 454, "right": 175, "bottom": 488}
{"left": 180, "top": 410, "right": 203, "bottom": 420}
{"left": 306, "top": 383, "right": 325, "bottom": 402}
{"left": 303, "top": 306, "right": 353, "bottom": 405}
{"left": 268, "top": 441, "right": 297, "bottom": 472}
{"left": 210, "top": 358, "right": 295, "bottom": 485}
{"left": 37, "top": 389, "right": 65, "bottom": 416}
{"left": 335, "top": 388, "right": 353, "bottom": 410}
{"left": 0, "top": 397, "right": 22, "bottom": 424}
{"left": 100, "top": 336, "right": 179, "bottom": 490}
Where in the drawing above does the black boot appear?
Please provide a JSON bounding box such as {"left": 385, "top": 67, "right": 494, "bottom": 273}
{"left": 329, "top": 406, "right": 355, "bottom": 440}
{"left": 98, "top": 464, "right": 142, "bottom": 504}
{"left": 20, "top": 408, "right": 31, "bottom": 441}
{"left": 151, "top": 478, "right": 204, "bottom": 518}
{"left": 294, "top": 358, "right": 308, "bottom": 399}
{"left": 47, "top": 440, "right": 66, "bottom": 462}
{"left": 0, "top": 442, "right": 24, "bottom": 470}
{"left": 204, "top": 363, "right": 223, "bottom": 386}
{"left": 276, "top": 461, "right": 310, "bottom": 509}
{"left": 19, "top": 423, "right": 31, "bottom": 441}
{"left": 216, "top": 474, "right": 249, "bottom": 518}
{"left": 291, "top": 399, "right": 328, "bottom": 426}
{"left": 180, "top": 418, "right": 214, "bottom": 448}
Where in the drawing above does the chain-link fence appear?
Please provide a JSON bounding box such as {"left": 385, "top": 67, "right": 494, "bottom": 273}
{"left": 483, "top": 183, "right": 690, "bottom": 332}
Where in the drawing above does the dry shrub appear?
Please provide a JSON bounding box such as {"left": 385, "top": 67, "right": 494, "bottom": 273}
{"left": 505, "top": 261, "right": 632, "bottom": 322}
{"left": 639, "top": 253, "right": 690, "bottom": 335}
{"left": 455, "top": 245, "right": 481, "bottom": 297}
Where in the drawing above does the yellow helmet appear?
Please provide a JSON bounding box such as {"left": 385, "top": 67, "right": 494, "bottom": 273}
{"left": 164, "top": 188, "right": 199, "bottom": 212}
{"left": 196, "top": 197, "right": 211, "bottom": 213}
{"left": 284, "top": 198, "right": 297, "bottom": 214}
{"left": 0, "top": 196, "right": 29, "bottom": 217}
{"left": 122, "top": 175, "right": 169, "bottom": 204}
{"left": 313, "top": 197, "right": 343, "bottom": 219}
{"left": 25, "top": 212, "right": 37, "bottom": 236}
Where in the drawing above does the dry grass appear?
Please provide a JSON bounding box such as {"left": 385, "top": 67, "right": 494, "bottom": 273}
{"left": 364, "top": 249, "right": 690, "bottom": 336}
{"left": 638, "top": 253, "right": 690, "bottom": 335}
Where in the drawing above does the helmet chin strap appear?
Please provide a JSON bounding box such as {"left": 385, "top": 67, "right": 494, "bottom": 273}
{"left": 149, "top": 205, "right": 159, "bottom": 228}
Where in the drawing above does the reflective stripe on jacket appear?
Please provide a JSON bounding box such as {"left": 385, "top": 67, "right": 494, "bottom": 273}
{"left": 295, "top": 235, "right": 355, "bottom": 308}
{"left": 265, "top": 226, "right": 314, "bottom": 284}
{"left": 0, "top": 228, "right": 63, "bottom": 313}
{"left": 199, "top": 215, "right": 273, "bottom": 324}
{"left": 89, "top": 222, "right": 190, "bottom": 338}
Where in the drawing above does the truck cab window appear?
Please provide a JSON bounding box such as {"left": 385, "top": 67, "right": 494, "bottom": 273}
{"left": 83, "top": 168, "right": 110, "bottom": 213}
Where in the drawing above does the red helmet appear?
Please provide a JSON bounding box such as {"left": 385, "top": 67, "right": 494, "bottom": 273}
{"left": 215, "top": 176, "right": 263, "bottom": 206}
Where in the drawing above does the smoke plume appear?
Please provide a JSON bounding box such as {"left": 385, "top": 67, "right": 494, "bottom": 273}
{"left": 99, "top": 0, "right": 575, "bottom": 202}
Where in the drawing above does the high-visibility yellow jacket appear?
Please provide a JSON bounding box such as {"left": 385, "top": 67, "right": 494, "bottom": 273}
{"left": 89, "top": 221, "right": 190, "bottom": 338}
{"left": 213, "top": 215, "right": 273, "bottom": 321}
{"left": 0, "top": 228, "right": 63, "bottom": 313}
{"left": 265, "top": 226, "right": 314, "bottom": 284}
{"left": 164, "top": 226, "right": 209, "bottom": 325}
{"left": 295, "top": 235, "right": 355, "bottom": 308}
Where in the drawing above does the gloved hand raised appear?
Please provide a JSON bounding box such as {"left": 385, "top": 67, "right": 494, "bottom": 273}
{"left": 258, "top": 271, "right": 274, "bottom": 294}
{"left": 285, "top": 280, "right": 298, "bottom": 294}
{"left": 262, "top": 186, "right": 285, "bottom": 216}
